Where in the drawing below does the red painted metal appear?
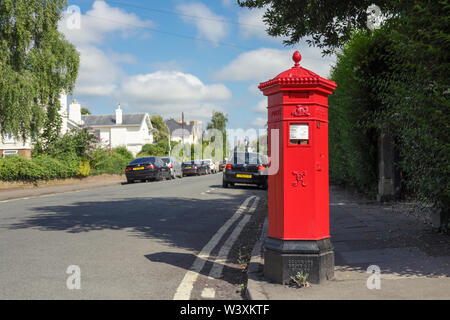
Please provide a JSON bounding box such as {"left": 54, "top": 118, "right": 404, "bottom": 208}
{"left": 259, "top": 51, "right": 337, "bottom": 241}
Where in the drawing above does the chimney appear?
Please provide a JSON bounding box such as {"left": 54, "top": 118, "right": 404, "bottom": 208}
{"left": 69, "top": 99, "right": 81, "bottom": 124}
{"left": 116, "top": 104, "right": 122, "bottom": 125}
{"left": 59, "top": 91, "right": 67, "bottom": 117}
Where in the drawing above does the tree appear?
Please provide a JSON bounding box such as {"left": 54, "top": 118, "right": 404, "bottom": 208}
{"left": 207, "top": 111, "right": 228, "bottom": 159}
{"left": 328, "top": 2, "right": 449, "bottom": 219}
{"left": 81, "top": 108, "right": 91, "bottom": 115}
{"left": 0, "top": 0, "right": 79, "bottom": 142}
{"left": 237, "top": 0, "right": 421, "bottom": 54}
{"left": 150, "top": 115, "right": 169, "bottom": 142}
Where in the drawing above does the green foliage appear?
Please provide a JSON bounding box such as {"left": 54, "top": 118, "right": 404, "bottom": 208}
{"left": 0, "top": 155, "right": 79, "bottom": 182}
{"left": 328, "top": 31, "right": 379, "bottom": 193}
{"left": 329, "top": 1, "right": 449, "bottom": 214}
{"left": 151, "top": 115, "right": 169, "bottom": 142}
{"left": 372, "top": 1, "right": 450, "bottom": 212}
{"left": 0, "top": 0, "right": 79, "bottom": 141}
{"left": 81, "top": 108, "right": 91, "bottom": 115}
{"left": 112, "top": 146, "right": 133, "bottom": 164}
{"left": 77, "top": 159, "right": 91, "bottom": 177}
{"left": 34, "top": 128, "right": 97, "bottom": 160}
{"left": 89, "top": 147, "right": 131, "bottom": 175}
{"left": 137, "top": 139, "right": 178, "bottom": 158}
{"left": 207, "top": 111, "right": 228, "bottom": 160}
{"left": 237, "top": 0, "right": 429, "bottom": 54}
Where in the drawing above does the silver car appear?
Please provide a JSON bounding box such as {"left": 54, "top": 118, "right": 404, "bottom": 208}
{"left": 161, "top": 156, "right": 183, "bottom": 178}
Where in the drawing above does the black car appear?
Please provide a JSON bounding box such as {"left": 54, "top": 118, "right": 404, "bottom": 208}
{"left": 125, "top": 157, "right": 171, "bottom": 183}
{"left": 223, "top": 152, "right": 268, "bottom": 189}
{"left": 182, "top": 160, "right": 208, "bottom": 176}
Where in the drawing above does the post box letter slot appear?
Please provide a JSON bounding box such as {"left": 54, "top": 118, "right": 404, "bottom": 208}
{"left": 290, "top": 123, "right": 309, "bottom": 145}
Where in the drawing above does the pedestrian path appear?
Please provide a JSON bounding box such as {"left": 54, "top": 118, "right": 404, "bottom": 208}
{"left": 247, "top": 186, "right": 450, "bottom": 300}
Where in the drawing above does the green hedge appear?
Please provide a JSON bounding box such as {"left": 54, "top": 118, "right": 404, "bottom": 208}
{"left": 90, "top": 147, "right": 133, "bottom": 175}
{"left": 328, "top": 32, "right": 379, "bottom": 194}
{"left": 0, "top": 147, "right": 133, "bottom": 182}
{"left": 0, "top": 155, "right": 79, "bottom": 182}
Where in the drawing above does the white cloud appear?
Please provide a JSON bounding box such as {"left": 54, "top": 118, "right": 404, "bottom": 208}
{"left": 238, "top": 8, "right": 268, "bottom": 40}
{"left": 177, "top": 3, "right": 228, "bottom": 46}
{"left": 222, "top": 0, "right": 233, "bottom": 7}
{"left": 250, "top": 116, "right": 267, "bottom": 128}
{"left": 60, "top": 0, "right": 153, "bottom": 46}
{"left": 215, "top": 48, "right": 291, "bottom": 81}
{"left": 118, "top": 71, "right": 232, "bottom": 120}
{"left": 74, "top": 45, "right": 124, "bottom": 96}
{"left": 58, "top": 1, "right": 152, "bottom": 97}
{"left": 253, "top": 99, "right": 267, "bottom": 114}
{"left": 215, "top": 47, "right": 336, "bottom": 81}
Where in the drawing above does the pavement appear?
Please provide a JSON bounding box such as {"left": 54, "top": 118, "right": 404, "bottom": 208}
{"left": 247, "top": 186, "right": 450, "bottom": 300}
{"left": 0, "top": 173, "right": 266, "bottom": 299}
{"left": 0, "top": 175, "right": 125, "bottom": 202}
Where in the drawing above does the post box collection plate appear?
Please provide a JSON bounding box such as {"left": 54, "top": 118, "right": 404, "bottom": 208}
{"left": 289, "top": 124, "right": 309, "bottom": 140}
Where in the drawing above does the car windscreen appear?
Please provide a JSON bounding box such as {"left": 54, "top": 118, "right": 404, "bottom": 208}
{"left": 161, "top": 158, "right": 170, "bottom": 164}
{"left": 129, "top": 157, "right": 155, "bottom": 165}
{"left": 231, "top": 153, "right": 267, "bottom": 165}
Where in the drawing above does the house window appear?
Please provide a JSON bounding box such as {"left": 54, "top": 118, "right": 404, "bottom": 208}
{"left": 2, "top": 150, "right": 19, "bottom": 158}
{"left": 3, "top": 134, "right": 17, "bottom": 144}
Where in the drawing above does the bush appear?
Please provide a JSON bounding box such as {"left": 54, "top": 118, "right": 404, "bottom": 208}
{"left": 328, "top": 31, "right": 379, "bottom": 194}
{"left": 89, "top": 148, "right": 131, "bottom": 175}
{"left": 77, "top": 159, "right": 91, "bottom": 177}
{"left": 0, "top": 155, "right": 79, "bottom": 182}
{"left": 34, "top": 128, "right": 97, "bottom": 159}
{"left": 112, "top": 146, "right": 133, "bottom": 164}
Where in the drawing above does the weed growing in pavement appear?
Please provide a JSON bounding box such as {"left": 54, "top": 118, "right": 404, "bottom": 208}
{"left": 237, "top": 246, "right": 250, "bottom": 272}
{"left": 290, "top": 271, "right": 311, "bottom": 288}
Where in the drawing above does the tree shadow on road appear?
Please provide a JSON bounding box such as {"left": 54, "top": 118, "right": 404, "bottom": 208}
{"left": 5, "top": 193, "right": 264, "bottom": 253}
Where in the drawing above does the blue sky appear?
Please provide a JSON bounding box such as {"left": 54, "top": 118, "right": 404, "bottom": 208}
{"left": 61, "top": 0, "right": 336, "bottom": 130}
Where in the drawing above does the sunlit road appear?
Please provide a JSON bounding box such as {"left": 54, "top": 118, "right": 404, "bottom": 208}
{"left": 0, "top": 173, "right": 264, "bottom": 299}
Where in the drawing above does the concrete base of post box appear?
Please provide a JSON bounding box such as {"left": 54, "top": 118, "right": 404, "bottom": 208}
{"left": 264, "top": 237, "right": 334, "bottom": 284}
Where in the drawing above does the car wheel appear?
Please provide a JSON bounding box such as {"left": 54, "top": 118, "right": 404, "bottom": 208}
{"left": 127, "top": 179, "right": 134, "bottom": 184}
{"left": 157, "top": 171, "right": 164, "bottom": 181}
{"left": 223, "top": 180, "right": 228, "bottom": 188}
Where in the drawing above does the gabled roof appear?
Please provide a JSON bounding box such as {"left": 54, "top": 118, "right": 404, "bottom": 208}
{"left": 165, "top": 118, "right": 194, "bottom": 135}
{"left": 82, "top": 113, "right": 148, "bottom": 127}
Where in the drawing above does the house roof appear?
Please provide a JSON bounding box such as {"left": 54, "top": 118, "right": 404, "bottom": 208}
{"left": 82, "top": 113, "right": 148, "bottom": 127}
{"left": 165, "top": 118, "right": 194, "bottom": 136}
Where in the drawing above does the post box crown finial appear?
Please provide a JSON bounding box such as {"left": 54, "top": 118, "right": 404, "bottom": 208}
{"left": 293, "top": 51, "right": 301, "bottom": 67}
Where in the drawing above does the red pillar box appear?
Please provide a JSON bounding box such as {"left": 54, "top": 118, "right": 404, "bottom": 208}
{"left": 259, "top": 51, "right": 337, "bottom": 284}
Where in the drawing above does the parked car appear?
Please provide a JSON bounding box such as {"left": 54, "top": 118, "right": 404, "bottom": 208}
{"left": 181, "top": 160, "right": 208, "bottom": 176}
{"left": 201, "top": 159, "right": 216, "bottom": 174}
{"left": 222, "top": 152, "right": 268, "bottom": 189}
{"left": 125, "top": 156, "right": 171, "bottom": 183}
{"left": 218, "top": 160, "right": 227, "bottom": 172}
{"left": 161, "top": 156, "right": 182, "bottom": 179}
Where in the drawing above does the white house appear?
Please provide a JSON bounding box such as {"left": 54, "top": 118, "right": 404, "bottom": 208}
{"left": 165, "top": 118, "right": 203, "bottom": 145}
{"left": 61, "top": 94, "right": 154, "bottom": 156}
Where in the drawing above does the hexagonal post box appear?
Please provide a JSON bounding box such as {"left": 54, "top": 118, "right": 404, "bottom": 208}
{"left": 259, "top": 51, "right": 337, "bottom": 284}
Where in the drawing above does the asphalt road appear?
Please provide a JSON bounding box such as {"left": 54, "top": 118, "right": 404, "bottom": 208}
{"left": 0, "top": 173, "right": 265, "bottom": 299}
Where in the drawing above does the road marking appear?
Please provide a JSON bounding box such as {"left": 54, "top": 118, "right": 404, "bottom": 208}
{"left": 209, "top": 197, "right": 260, "bottom": 279}
{"left": 173, "top": 195, "right": 256, "bottom": 300}
{"left": 200, "top": 287, "right": 216, "bottom": 299}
